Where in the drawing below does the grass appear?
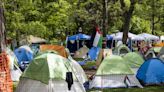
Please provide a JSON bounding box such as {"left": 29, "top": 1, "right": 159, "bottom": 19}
{"left": 88, "top": 86, "right": 164, "bottom": 92}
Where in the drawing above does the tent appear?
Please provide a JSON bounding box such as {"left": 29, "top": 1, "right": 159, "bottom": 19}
{"left": 110, "top": 32, "right": 144, "bottom": 41}
{"left": 158, "top": 47, "right": 164, "bottom": 61}
{"left": 6, "top": 48, "right": 22, "bottom": 82}
{"left": 90, "top": 55, "right": 142, "bottom": 88}
{"left": 124, "top": 52, "right": 144, "bottom": 68}
{"left": 14, "top": 45, "right": 33, "bottom": 70}
{"left": 40, "top": 45, "right": 88, "bottom": 84}
{"left": 73, "top": 46, "right": 89, "bottom": 59}
{"left": 19, "top": 35, "right": 47, "bottom": 45}
{"left": 154, "top": 42, "right": 164, "bottom": 47}
{"left": 67, "top": 33, "right": 90, "bottom": 52}
{"left": 16, "top": 52, "right": 86, "bottom": 92}
{"left": 27, "top": 35, "right": 47, "bottom": 44}
{"left": 138, "top": 33, "right": 159, "bottom": 41}
{"left": 40, "top": 45, "right": 67, "bottom": 58}
{"left": 136, "top": 58, "right": 164, "bottom": 85}
{"left": 65, "top": 48, "right": 88, "bottom": 85}
{"left": 123, "top": 52, "right": 144, "bottom": 73}
{"left": 145, "top": 47, "right": 162, "bottom": 60}
{"left": 160, "top": 36, "right": 164, "bottom": 41}
{"left": 67, "top": 33, "right": 91, "bottom": 41}
{"left": 113, "top": 45, "right": 131, "bottom": 56}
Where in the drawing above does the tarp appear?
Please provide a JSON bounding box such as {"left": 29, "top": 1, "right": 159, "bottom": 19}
{"left": 136, "top": 58, "right": 164, "bottom": 85}
{"left": 14, "top": 45, "right": 33, "bottom": 65}
{"left": 68, "top": 33, "right": 91, "bottom": 41}
{"left": 40, "top": 45, "right": 67, "bottom": 58}
{"left": 90, "top": 55, "right": 142, "bottom": 88}
{"left": 88, "top": 47, "right": 101, "bottom": 61}
{"left": 138, "top": 33, "right": 159, "bottom": 41}
{"left": 123, "top": 52, "right": 144, "bottom": 68}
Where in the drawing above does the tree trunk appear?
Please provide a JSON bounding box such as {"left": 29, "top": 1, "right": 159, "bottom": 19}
{"left": 121, "top": 0, "right": 136, "bottom": 44}
{"left": 102, "top": 0, "right": 108, "bottom": 37}
{"left": 0, "top": 1, "right": 6, "bottom": 52}
{"left": 151, "top": 0, "right": 155, "bottom": 35}
{"left": 16, "top": 30, "right": 20, "bottom": 47}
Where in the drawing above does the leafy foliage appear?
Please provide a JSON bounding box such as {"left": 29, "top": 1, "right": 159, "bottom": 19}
{"left": 3, "top": 0, "right": 164, "bottom": 43}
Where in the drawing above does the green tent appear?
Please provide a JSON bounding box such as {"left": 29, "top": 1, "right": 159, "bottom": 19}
{"left": 123, "top": 52, "right": 144, "bottom": 68}
{"left": 113, "top": 45, "right": 131, "bottom": 56}
{"left": 90, "top": 55, "right": 142, "bottom": 88}
{"left": 16, "top": 52, "right": 86, "bottom": 92}
{"left": 96, "top": 55, "right": 133, "bottom": 75}
{"left": 149, "top": 47, "right": 162, "bottom": 53}
{"left": 145, "top": 47, "right": 162, "bottom": 60}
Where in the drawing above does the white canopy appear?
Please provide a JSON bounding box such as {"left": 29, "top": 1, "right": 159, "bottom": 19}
{"left": 138, "top": 33, "right": 159, "bottom": 41}
{"left": 110, "top": 32, "right": 144, "bottom": 41}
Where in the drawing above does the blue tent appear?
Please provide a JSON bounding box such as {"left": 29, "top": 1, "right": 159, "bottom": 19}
{"left": 14, "top": 46, "right": 34, "bottom": 65}
{"left": 68, "top": 33, "right": 91, "bottom": 41}
{"left": 136, "top": 58, "right": 164, "bottom": 85}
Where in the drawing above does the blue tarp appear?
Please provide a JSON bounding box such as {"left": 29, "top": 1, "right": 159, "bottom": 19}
{"left": 136, "top": 58, "right": 164, "bottom": 85}
{"left": 14, "top": 46, "right": 34, "bottom": 65}
{"left": 106, "top": 35, "right": 113, "bottom": 40}
{"left": 88, "top": 47, "right": 100, "bottom": 61}
{"left": 68, "top": 33, "right": 91, "bottom": 41}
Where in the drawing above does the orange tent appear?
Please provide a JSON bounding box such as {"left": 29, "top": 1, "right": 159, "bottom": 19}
{"left": 154, "top": 42, "right": 164, "bottom": 47}
{"left": 40, "top": 45, "right": 67, "bottom": 58}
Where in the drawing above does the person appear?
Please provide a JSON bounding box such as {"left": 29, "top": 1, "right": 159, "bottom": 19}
{"left": 138, "top": 40, "right": 147, "bottom": 55}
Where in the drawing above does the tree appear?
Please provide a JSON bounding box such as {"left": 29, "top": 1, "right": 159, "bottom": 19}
{"left": 0, "top": 1, "right": 6, "bottom": 52}
{"left": 120, "top": 0, "right": 137, "bottom": 44}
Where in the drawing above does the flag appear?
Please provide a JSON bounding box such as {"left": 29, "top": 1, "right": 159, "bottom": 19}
{"left": 93, "top": 26, "right": 103, "bottom": 48}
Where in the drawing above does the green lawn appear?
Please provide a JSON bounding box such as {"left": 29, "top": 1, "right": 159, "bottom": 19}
{"left": 88, "top": 86, "right": 164, "bottom": 92}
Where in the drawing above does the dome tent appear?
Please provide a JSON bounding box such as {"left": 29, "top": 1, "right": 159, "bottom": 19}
{"left": 123, "top": 52, "right": 144, "bottom": 74}
{"left": 90, "top": 55, "right": 142, "bottom": 88}
{"left": 113, "top": 45, "right": 131, "bottom": 56}
{"left": 39, "top": 45, "right": 88, "bottom": 84}
{"left": 145, "top": 47, "right": 162, "bottom": 60}
{"left": 14, "top": 45, "right": 34, "bottom": 70}
{"left": 16, "top": 52, "right": 86, "bottom": 92}
{"left": 124, "top": 52, "right": 144, "bottom": 68}
{"left": 158, "top": 47, "right": 164, "bottom": 61}
{"left": 65, "top": 48, "right": 88, "bottom": 84}
{"left": 136, "top": 58, "right": 164, "bottom": 85}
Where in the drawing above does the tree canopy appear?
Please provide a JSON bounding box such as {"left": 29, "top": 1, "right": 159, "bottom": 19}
{"left": 3, "top": 0, "right": 164, "bottom": 44}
